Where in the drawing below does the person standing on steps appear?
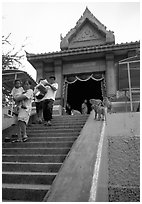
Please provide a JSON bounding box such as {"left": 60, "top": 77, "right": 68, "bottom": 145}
{"left": 42, "top": 76, "right": 58, "bottom": 126}
{"left": 81, "top": 99, "right": 88, "bottom": 115}
{"left": 13, "top": 80, "right": 33, "bottom": 142}
{"left": 33, "top": 78, "right": 48, "bottom": 124}
{"left": 65, "top": 102, "right": 72, "bottom": 115}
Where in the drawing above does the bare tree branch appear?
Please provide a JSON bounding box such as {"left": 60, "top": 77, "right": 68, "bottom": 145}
{"left": 2, "top": 33, "right": 27, "bottom": 70}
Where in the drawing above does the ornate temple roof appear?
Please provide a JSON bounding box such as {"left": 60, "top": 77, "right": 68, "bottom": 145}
{"left": 26, "top": 7, "right": 140, "bottom": 62}
{"left": 60, "top": 7, "right": 115, "bottom": 50}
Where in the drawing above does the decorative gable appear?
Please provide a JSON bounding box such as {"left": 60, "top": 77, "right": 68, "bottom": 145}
{"left": 69, "top": 20, "right": 106, "bottom": 48}
{"left": 60, "top": 7, "right": 115, "bottom": 50}
{"left": 72, "top": 24, "right": 101, "bottom": 42}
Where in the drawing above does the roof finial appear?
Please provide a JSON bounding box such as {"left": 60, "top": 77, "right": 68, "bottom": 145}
{"left": 60, "top": 33, "right": 63, "bottom": 41}
{"left": 84, "top": 6, "right": 90, "bottom": 14}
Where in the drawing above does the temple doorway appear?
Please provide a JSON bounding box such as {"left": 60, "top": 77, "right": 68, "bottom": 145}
{"left": 67, "top": 78, "right": 103, "bottom": 113}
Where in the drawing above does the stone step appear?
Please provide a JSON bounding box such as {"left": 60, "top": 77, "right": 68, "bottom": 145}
{"left": 43, "top": 121, "right": 87, "bottom": 125}
{"left": 27, "top": 132, "right": 80, "bottom": 137}
{"left": 28, "top": 126, "right": 84, "bottom": 130}
{"left": 3, "top": 171, "right": 57, "bottom": 185}
{"left": 2, "top": 183, "right": 51, "bottom": 202}
{"left": 28, "top": 124, "right": 85, "bottom": 128}
{"left": 3, "top": 141, "right": 74, "bottom": 148}
{"left": 3, "top": 147, "right": 70, "bottom": 155}
{"left": 3, "top": 162, "right": 62, "bottom": 172}
{"left": 26, "top": 136, "right": 77, "bottom": 142}
{"left": 29, "top": 119, "right": 85, "bottom": 124}
{"left": 27, "top": 128, "right": 82, "bottom": 133}
{"left": 52, "top": 115, "right": 88, "bottom": 120}
{"left": 42, "top": 122, "right": 86, "bottom": 126}
{"left": 2, "top": 154, "right": 66, "bottom": 163}
{"left": 31, "top": 119, "right": 87, "bottom": 122}
{"left": 53, "top": 115, "right": 88, "bottom": 118}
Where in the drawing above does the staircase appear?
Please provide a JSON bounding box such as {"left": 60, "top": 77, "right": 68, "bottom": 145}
{"left": 2, "top": 114, "right": 88, "bottom": 202}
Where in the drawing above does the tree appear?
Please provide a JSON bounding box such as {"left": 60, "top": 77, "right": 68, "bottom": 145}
{"left": 2, "top": 33, "right": 26, "bottom": 70}
{"left": 2, "top": 34, "right": 29, "bottom": 106}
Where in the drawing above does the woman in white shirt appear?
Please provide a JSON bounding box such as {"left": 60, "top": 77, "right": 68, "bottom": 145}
{"left": 14, "top": 80, "right": 33, "bottom": 142}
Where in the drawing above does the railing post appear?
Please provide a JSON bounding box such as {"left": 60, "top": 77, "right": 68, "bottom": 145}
{"left": 127, "top": 62, "right": 133, "bottom": 111}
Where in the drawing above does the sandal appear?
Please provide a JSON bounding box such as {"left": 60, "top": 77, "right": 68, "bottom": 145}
{"left": 44, "top": 121, "right": 48, "bottom": 126}
{"left": 23, "top": 138, "right": 28, "bottom": 142}
{"left": 11, "top": 139, "right": 22, "bottom": 143}
{"left": 38, "top": 120, "right": 42, "bottom": 124}
{"left": 23, "top": 135, "right": 28, "bottom": 142}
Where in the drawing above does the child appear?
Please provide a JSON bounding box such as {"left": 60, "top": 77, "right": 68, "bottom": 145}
{"left": 11, "top": 79, "right": 27, "bottom": 115}
{"left": 34, "top": 79, "right": 48, "bottom": 100}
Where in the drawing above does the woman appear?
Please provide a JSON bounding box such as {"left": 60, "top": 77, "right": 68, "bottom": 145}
{"left": 33, "top": 78, "right": 46, "bottom": 124}
{"left": 14, "top": 80, "right": 33, "bottom": 142}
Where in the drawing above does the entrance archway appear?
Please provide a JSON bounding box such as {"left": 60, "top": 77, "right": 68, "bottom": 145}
{"left": 67, "top": 78, "right": 103, "bottom": 113}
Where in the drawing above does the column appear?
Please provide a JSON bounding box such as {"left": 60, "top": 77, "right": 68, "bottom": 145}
{"left": 36, "top": 61, "right": 43, "bottom": 82}
{"left": 54, "top": 60, "right": 63, "bottom": 106}
{"left": 105, "top": 54, "right": 117, "bottom": 97}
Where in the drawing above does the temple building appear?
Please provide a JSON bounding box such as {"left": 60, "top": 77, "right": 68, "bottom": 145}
{"left": 26, "top": 7, "right": 140, "bottom": 113}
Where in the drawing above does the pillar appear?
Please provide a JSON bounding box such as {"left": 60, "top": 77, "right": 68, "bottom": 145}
{"left": 54, "top": 60, "right": 63, "bottom": 106}
{"left": 105, "top": 54, "right": 117, "bottom": 97}
{"left": 36, "top": 61, "right": 44, "bottom": 83}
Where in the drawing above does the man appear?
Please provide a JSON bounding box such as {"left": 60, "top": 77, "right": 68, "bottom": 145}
{"left": 42, "top": 76, "right": 58, "bottom": 126}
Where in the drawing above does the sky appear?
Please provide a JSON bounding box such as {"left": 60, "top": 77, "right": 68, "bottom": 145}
{"left": 2, "top": 1, "right": 140, "bottom": 81}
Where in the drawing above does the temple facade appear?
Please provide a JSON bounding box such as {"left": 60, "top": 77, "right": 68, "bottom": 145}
{"left": 27, "top": 7, "right": 140, "bottom": 113}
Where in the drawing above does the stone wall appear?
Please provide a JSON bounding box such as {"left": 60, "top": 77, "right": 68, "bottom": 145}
{"left": 106, "top": 113, "right": 140, "bottom": 202}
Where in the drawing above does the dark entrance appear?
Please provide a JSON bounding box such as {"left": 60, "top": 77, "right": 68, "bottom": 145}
{"left": 67, "top": 78, "right": 103, "bottom": 113}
